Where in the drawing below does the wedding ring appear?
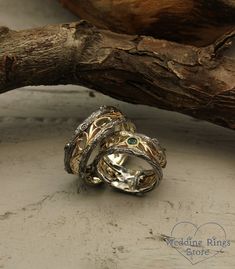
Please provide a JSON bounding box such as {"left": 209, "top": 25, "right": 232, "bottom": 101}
{"left": 92, "top": 130, "right": 166, "bottom": 193}
{"left": 64, "top": 106, "right": 136, "bottom": 185}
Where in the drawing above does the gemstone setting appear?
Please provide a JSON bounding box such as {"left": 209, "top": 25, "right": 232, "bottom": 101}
{"left": 127, "top": 137, "right": 138, "bottom": 145}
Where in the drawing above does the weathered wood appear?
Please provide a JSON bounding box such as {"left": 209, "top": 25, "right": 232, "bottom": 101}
{"left": 60, "top": 0, "right": 235, "bottom": 46}
{"left": 0, "top": 21, "right": 234, "bottom": 129}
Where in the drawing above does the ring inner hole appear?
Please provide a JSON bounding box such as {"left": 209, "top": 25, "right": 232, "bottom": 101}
{"left": 101, "top": 154, "right": 155, "bottom": 189}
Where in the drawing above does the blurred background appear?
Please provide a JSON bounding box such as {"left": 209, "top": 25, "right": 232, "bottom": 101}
{"left": 0, "top": 1, "right": 234, "bottom": 269}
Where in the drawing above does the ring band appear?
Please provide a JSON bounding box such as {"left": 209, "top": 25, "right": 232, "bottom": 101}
{"left": 64, "top": 106, "right": 136, "bottom": 185}
{"left": 92, "top": 130, "right": 166, "bottom": 193}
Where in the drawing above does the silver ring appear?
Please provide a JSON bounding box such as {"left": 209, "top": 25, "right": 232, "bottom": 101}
{"left": 92, "top": 130, "right": 166, "bottom": 193}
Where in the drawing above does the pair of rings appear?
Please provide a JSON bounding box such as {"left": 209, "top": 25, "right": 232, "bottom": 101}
{"left": 64, "top": 106, "right": 166, "bottom": 194}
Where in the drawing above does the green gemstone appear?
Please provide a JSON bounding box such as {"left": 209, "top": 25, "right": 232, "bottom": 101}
{"left": 127, "top": 137, "right": 138, "bottom": 145}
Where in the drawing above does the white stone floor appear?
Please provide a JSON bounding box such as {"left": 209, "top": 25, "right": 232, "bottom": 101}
{"left": 0, "top": 1, "right": 235, "bottom": 269}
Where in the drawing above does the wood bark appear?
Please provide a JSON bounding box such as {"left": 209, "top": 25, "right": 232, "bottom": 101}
{"left": 0, "top": 21, "right": 234, "bottom": 129}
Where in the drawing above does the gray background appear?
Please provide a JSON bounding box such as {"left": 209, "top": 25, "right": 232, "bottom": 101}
{"left": 0, "top": 1, "right": 235, "bottom": 269}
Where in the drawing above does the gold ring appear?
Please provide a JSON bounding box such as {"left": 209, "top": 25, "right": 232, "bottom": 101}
{"left": 64, "top": 106, "right": 136, "bottom": 185}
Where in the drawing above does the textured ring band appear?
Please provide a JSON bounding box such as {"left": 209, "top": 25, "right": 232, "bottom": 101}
{"left": 64, "top": 106, "right": 136, "bottom": 185}
{"left": 92, "top": 130, "right": 167, "bottom": 193}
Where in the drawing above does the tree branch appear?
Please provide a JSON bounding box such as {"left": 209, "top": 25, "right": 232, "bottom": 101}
{"left": 0, "top": 21, "right": 234, "bottom": 129}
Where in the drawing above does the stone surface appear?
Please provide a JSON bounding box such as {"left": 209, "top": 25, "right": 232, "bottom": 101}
{"left": 0, "top": 1, "right": 235, "bottom": 269}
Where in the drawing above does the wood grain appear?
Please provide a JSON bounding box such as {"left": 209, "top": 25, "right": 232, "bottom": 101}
{"left": 0, "top": 21, "right": 234, "bottom": 129}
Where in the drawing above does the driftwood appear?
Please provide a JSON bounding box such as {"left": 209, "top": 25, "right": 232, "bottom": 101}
{"left": 60, "top": 0, "right": 235, "bottom": 47}
{"left": 0, "top": 21, "right": 234, "bottom": 129}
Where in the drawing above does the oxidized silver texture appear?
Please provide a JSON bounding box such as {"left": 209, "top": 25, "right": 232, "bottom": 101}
{"left": 92, "top": 130, "right": 167, "bottom": 193}
{"left": 64, "top": 106, "right": 167, "bottom": 194}
{"left": 64, "top": 105, "right": 136, "bottom": 185}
